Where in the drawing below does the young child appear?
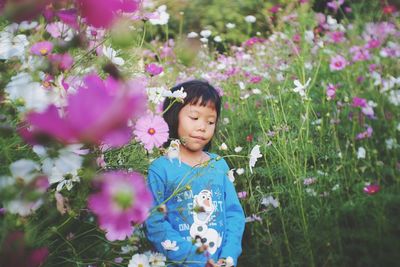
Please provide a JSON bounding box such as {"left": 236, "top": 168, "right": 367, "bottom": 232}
{"left": 145, "top": 80, "right": 245, "bottom": 267}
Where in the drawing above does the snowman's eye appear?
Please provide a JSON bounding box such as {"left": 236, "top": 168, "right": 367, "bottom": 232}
{"left": 202, "top": 195, "right": 206, "bottom": 199}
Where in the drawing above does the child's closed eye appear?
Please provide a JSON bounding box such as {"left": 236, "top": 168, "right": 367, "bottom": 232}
{"left": 208, "top": 121, "right": 215, "bottom": 125}
{"left": 189, "top": 116, "right": 199, "bottom": 120}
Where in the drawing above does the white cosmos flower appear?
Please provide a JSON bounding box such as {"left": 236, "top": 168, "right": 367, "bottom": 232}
{"left": 234, "top": 146, "right": 243, "bottom": 153}
{"left": 388, "top": 90, "right": 400, "bottom": 106}
{"left": 357, "top": 147, "right": 366, "bottom": 159}
{"left": 5, "top": 72, "right": 51, "bottom": 112}
{"left": 187, "top": 32, "right": 198, "bottom": 38}
{"left": 147, "top": 87, "right": 168, "bottom": 104}
{"left": 102, "top": 45, "right": 125, "bottom": 66}
{"left": 261, "top": 196, "right": 280, "bottom": 208}
{"left": 18, "top": 20, "right": 38, "bottom": 30}
{"left": 200, "top": 30, "right": 212, "bottom": 38}
{"left": 236, "top": 168, "right": 245, "bottom": 175}
{"left": 226, "top": 23, "right": 236, "bottom": 29}
{"left": 162, "top": 87, "right": 187, "bottom": 101}
{"left": 385, "top": 138, "right": 398, "bottom": 150}
{"left": 5, "top": 198, "right": 44, "bottom": 217}
{"left": 226, "top": 256, "right": 234, "bottom": 267}
{"left": 148, "top": 252, "right": 166, "bottom": 266}
{"left": 2, "top": 159, "right": 45, "bottom": 216}
{"left": 228, "top": 169, "right": 235, "bottom": 182}
{"left": 245, "top": 15, "right": 256, "bottom": 23}
{"left": 219, "top": 143, "right": 228, "bottom": 151}
{"left": 214, "top": 35, "right": 222, "bottom": 42}
{"left": 33, "top": 144, "right": 85, "bottom": 191}
{"left": 249, "top": 145, "right": 262, "bottom": 173}
{"left": 166, "top": 140, "right": 181, "bottom": 165}
{"left": 9, "top": 159, "right": 40, "bottom": 184}
{"left": 149, "top": 5, "right": 170, "bottom": 25}
{"left": 128, "top": 253, "right": 150, "bottom": 267}
{"left": 0, "top": 27, "right": 29, "bottom": 61}
{"left": 161, "top": 240, "right": 179, "bottom": 251}
{"left": 293, "top": 78, "right": 311, "bottom": 99}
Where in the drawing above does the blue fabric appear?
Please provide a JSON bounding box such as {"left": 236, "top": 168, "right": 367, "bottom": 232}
{"left": 145, "top": 153, "right": 245, "bottom": 266}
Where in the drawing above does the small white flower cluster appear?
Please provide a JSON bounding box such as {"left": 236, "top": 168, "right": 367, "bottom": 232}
{"left": 147, "top": 86, "right": 187, "bottom": 105}
{"left": 149, "top": 5, "right": 170, "bottom": 25}
{"left": 187, "top": 29, "right": 222, "bottom": 44}
{"left": 128, "top": 250, "right": 168, "bottom": 267}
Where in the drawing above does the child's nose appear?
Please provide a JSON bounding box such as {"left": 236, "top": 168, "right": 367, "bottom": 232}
{"left": 197, "top": 121, "right": 207, "bottom": 131}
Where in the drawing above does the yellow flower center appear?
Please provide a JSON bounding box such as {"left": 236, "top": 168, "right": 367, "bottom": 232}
{"left": 43, "top": 81, "right": 51, "bottom": 88}
{"left": 40, "top": 48, "right": 48, "bottom": 55}
{"left": 148, "top": 128, "right": 156, "bottom": 135}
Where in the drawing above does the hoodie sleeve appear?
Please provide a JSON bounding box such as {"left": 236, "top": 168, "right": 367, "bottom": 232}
{"left": 144, "top": 164, "right": 208, "bottom": 267}
{"left": 219, "top": 160, "right": 246, "bottom": 266}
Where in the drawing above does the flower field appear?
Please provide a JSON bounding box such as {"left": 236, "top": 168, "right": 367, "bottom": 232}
{"left": 1, "top": 0, "right": 400, "bottom": 266}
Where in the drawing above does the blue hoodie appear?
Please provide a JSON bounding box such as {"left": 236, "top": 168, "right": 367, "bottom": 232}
{"left": 145, "top": 153, "right": 245, "bottom": 266}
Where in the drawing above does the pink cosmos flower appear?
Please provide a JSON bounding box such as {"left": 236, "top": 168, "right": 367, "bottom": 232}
{"left": 238, "top": 191, "right": 247, "bottom": 199}
{"left": 292, "top": 34, "right": 301, "bottom": 43}
{"left": 350, "top": 46, "right": 371, "bottom": 62}
{"left": 326, "top": 83, "right": 338, "bottom": 100}
{"left": 328, "top": 31, "right": 345, "bottom": 43}
{"left": 88, "top": 171, "right": 152, "bottom": 241}
{"left": 30, "top": 41, "right": 53, "bottom": 56}
{"left": 0, "top": 231, "right": 49, "bottom": 267}
{"left": 366, "top": 39, "right": 381, "bottom": 49}
{"left": 327, "top": 0, "right": 344, "bottom": 12}
{"left": 329, "top": 55, "right": 348, "bottom": 71}
{"left": 356, "top": 126, "right": 373, "bottom": 140}
{"left": 243, "top": 37, "right": 266, "bottom": 47}
{"left": 23, "top": 74, "right": 145, "bottom": 147}
{"left": 363, "top": 184, "right": 380, "bottom": 195}
{"left": 145, "top": 63, "right": 163, "bottom": 76}
{"left": 48, "top": 53, "right": 74, "bottom": 71}
{"left": 134, "top": 114, "right": 169, "bottom": 151}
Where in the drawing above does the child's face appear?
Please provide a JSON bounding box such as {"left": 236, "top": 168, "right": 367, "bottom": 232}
{"left": 178, "top": 101, "right": 217, "bottom": 152}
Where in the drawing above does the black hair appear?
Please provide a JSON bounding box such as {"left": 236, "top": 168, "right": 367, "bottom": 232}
{"left": 163, "top": 80, "right": 222, "bottom": 151}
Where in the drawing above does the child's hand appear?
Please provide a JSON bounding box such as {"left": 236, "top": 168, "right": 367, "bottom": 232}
{"left": 217, "top": 259, "right": 226, "bottom": 266}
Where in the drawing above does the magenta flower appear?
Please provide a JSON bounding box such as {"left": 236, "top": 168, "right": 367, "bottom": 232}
{"left": 243, "top": 37, "right": 266, "bottom": 47}
{"left": 356, "top": 126, "right": 373, "bottom": 140}
{"left": 249, "top": 75, "right": 262, "bottom": 84}
{"left": 352, "top": 97, "right": 367, "bottom": 108}
{"left": 366, "top": 39, "right": 381, "bottom": 49}
{"left": 88, "top": 171, "right": 152, "bottom": 241}
{"left": 76, "top": 0, "right": 140, "bottom": 28}
{"left": 134, "top": 113, "right": 169, "bottom": 151}
{"left": 30, "top": 41, "right": 53, "bottom": 56}
{"left": 24, "top": 74, "right": 145, "bottom": 147}
{"left": 326, "top": 83, "right": 338, "bottom": 100}
{"left": 145, "top": 63, "right": 164, "bottom": 76}
{"left": 57, "top": 9, "right": 79, "bottom": 29}
{"left": 363, "top": 184, "right": 380, "bottom": 195}
{"left": 329, "top": 55, "right": 348, "bottom": 71}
